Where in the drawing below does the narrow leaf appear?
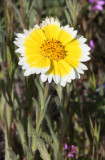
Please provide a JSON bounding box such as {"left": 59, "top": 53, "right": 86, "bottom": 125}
{"left": 37, "top": 138, "right": 51, "bottom": 160}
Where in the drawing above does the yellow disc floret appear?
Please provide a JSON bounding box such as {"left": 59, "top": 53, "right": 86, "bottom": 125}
{"left": 40, "top": 40, "right": 66, "bottom": 61}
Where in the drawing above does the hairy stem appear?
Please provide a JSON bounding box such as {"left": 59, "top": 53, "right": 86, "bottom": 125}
{"left": 44, "top": 82, "right": 50, "bottom": 101}
{"left": 36, "top": 82, "right": 50, "bottom": 136}
{"left": 36, "top": 108, "right": 44, "bottom": 136}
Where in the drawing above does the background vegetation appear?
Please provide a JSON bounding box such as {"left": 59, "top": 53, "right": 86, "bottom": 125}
{"left": 0, "top": 0, "right": 105, "bottom": 160}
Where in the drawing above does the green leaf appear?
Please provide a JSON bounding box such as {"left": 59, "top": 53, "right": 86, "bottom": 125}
{"left": 66, "top": 0, "right": 74, "bottom": 18}
{"left": 28, "top": 115, "right": 35, "bottom": 137}
{"left": 89, "top": 117, "right": 94, "bottom": 135}
{"left": 41, "top": 131, "right": 52, "bottom": 144}
{"left": 45, "top": 95, "right": 51, "bottom": 108}
{"left": 0, "top": 79, "right": 9, "bottom": 104}
{"left": 58, "top": 106, "right": 68, "bottom": 129}
{"left": 16, "top": 121, "right": 27, "bottom": 149}
{"left": 89, "top": 72, "right": 96, "bottom": 92}
{"left": 55, "top": 97, "right": 61, "bottom": 107}
{"left": 65, "top": 10, "right": 73, "bottom": 26}
{"left": 8, "top": 148, "right": 20, "bottom": 160}
{"left": 56, "top": 84, "right": 63, "bottom": 103}
{"left": 32, "top": 136, "right": 37, "bottom": 153}
{"left": 32, "top": 97, "right": 39, "bottom": 124}
{"left": 99, "top": 86, "right": 104, "bottom": 96}
{"left": 83, "top": 82, "right": 90, "bottom": 89}
{"left": 26, "top": 147, "right": 34, "bottom": 160}
{"left": 94, "top": 121, "right": 101, "bottom": 145}
{"left": 35, "top": 79, "right": 44, "bottom": 108}
{"left": 27, "top": 115, "right": 37, "bottom": 152}
{"left": 37, "top": 138, "right": 51, "bottom": 160}
{"left": 6, "top": 106, "right": 13, "bottom": 135}
{"left": 46, "top": 115, "right": 59, "bottom": 152}
{"left": 0, "top": 95, "right": 6, "bottom": 122}
{"left": 43, "top": 95, "right": 51, "bottom": 119}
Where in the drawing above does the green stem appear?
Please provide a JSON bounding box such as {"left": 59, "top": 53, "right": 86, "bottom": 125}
{"left": 36, "top": 82, "right": 50, "bottom": 136}
{"left": 57, "top": 84, "right": 62, "bottom": 103}
{"left": 73, "top": 0, "right": 77, "bottom": 28}
{"left": 92, "top": 139, "right": 95, "bottom": 160}
{"left": 5, "top": 115, "right": 11, "bottom": 160}
{"left": 0, "top": 118, "right": 5, "bottom": 133}
{"left": 59, "top": 120, "right": 64, "bottom": 151}
{"left": 57, "top": 115, "right": 65, "bottom": 160}
{"left": 36, "top": 107, "right": 44, "bottom": 136}
{"left": 44, "top": 82, "right": 50, "bottom": 101}
{"left": 64, "top": 83, "right": 70, "bottom": 109}
{"left": 5, "top": 133, "right": 10, "bottom": 160}
{"left": 19, "top": 0, "right": 26, "bottom": 28}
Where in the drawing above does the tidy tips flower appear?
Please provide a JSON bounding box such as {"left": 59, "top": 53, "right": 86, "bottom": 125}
{"left": 14, "top": 17, "right": 91, "bottom": 87}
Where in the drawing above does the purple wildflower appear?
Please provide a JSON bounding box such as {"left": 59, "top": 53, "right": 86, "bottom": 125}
{"left": 68, "top": 153, "right": 74, "bottom": 157}
{"left": 64, "top": 144, "right": 77, "bottom": 158}
{"left": 71, "top": 145, "right": 77, "bottom": 154}
{"left": 89, "top": 40, "right": 95, "bottom": 50}
{"left": 64, "top": 143, "right": 68, "bottom": 150}
{"left": 88, "top": 0, "right": 105, "bottom": 11}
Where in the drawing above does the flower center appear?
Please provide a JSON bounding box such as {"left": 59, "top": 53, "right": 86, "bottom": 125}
{"left": 40, "top": 40, "right": 66, "bottom": 61}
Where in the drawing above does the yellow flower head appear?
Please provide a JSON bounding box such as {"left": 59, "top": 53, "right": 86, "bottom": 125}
{"left": 14, "top": 17, "right": 91, "bottom": 87}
